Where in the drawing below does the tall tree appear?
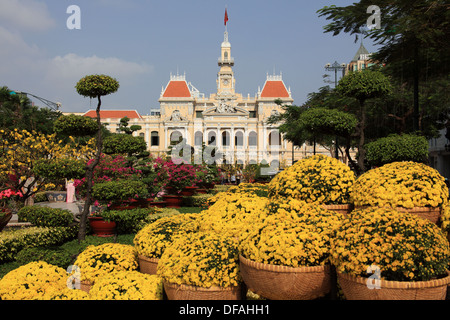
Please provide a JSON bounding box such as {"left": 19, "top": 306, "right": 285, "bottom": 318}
{"left": 0, "top": 86, "right": 61, "bottom": 134}
{"left": 318, "top": 0, "right": 450, "bottom": 133}
{"left": 75, "top": 75, "right": 119, "bottom": 241}
{"left": 336, "top": 69, "right": 392, "bottom": 172}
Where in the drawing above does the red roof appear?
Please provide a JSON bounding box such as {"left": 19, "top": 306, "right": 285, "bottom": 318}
{"left": 83, "top": 110, "right": 142, "bottom": 119}
{"left": 163, "top": 81, "right": 192, "bottom": 98}
{"left": 260, "top": 81, "right": 290, "bottom": 98}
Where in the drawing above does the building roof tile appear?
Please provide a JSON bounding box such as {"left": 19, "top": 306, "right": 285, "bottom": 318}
{"left": 162, "top": 80, "right": 192, "bottom": 98}
{"left": 83, "top": 110, "right": 142, "bottom": 119}
{"left": 260, "top": 80, "right": 290, "bottom": 98}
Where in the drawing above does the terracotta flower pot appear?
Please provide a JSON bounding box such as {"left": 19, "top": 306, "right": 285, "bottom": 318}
{"left": 180, "top": 187, "right": 198, "bottom": 196}
{"left": 88, "top": 216, "right": 116, "bottom": 237}
{"left": 162, "top": 195, "right": 183, "bottom": 208}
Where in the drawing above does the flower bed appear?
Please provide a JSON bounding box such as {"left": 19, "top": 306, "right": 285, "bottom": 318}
{"left": 268, "top": 154, "right": 355, "bottom": 205}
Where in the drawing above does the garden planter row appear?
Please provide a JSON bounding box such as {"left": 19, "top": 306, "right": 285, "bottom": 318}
{"left": 135, "top": 253, "right": 450, "bottom": 300}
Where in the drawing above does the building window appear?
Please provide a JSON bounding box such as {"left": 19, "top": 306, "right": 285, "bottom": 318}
{"left": 249, "top": 111, "right": 257, "bottom": 118}
{"left": 170, "top": 131, "right": 183, "bottom": 145}
{"left": 208, "top": 132, "right": 216, "bottom": 145}
{"left": 195, "top": 131, "right": 203, "bottom": 146}
{"left": 249, "top": 131, "right": 257, "bottom": 146}
{"left": 269, "top": 131, "right": 281, "bottom": 146}
{"left": 222, "top": 131, "right": 230, "bottom": 146}
{"left": 196, "top": 111, "right": 203, "bottom": 119}
{"left": 235, "top": 132, "right": 243, "bottom": 147}
{"left": 151, "top": 131, "right": 159, "bottom": 146}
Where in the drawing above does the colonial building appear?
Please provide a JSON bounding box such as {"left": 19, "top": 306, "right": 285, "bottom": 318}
{"left": 78, "top": 29, "right": 296, "bottom": 168}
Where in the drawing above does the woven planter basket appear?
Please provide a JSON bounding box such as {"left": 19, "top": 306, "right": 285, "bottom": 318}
{"left": 163, "top": 281, "right": 243, "bottom": 300}
{"left": 354, "top": 206, "right": 441, "bottom": 224}
{"left": 321, "top": 204, "right": 353, "bottom": 216}
{"left": 80, "top": 281, "right": 92, "bottom": 293}
{"left": 239, "top": 255, "right": 331, "bottom": 300}
{"left": 338, "top": 272, "right": 450, "bottom": 300}
{"left": 138, "top": 255, "right": 159, "bottom": 275}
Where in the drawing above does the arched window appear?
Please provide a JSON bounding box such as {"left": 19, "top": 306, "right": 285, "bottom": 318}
{"left": 151, "top": 131, "right": 159, "bottom": 146}
{"left": 268, "top": 131, "right": 281, "bottom": 146}
{"left": 222, "top": 131, "right": 230, "bottom": 146}
{"left": 195, "top": 131, "right": 203, "bottom": 146}
{"left": 170, "top": 130, "right": 183, "bottom": 145}
{"left": 249, "top": 131, "right": 257, "bottom": 147}
{"left": 208, "top": 132, "right": 216, "bottom": 145}
{"left": 235, "top": 131, "right": 243, "bottom": 147}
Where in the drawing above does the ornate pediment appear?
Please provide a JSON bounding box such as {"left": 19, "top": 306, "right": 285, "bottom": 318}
{"left": 203, "top": 99, "right": 249, "bottom": 117}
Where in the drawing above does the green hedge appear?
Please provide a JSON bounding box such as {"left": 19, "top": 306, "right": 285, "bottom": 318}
{"left": 17, "top": 206, "right": 74, "bottom": 227}
{"left": 365, "top": 134, "right": 429, "bottom": 167}
{"left": 0, "top": 226, "right": 78, "bottom": 263}
{"left": 101, "top": 207, "right": 163, "bottom": 234}
{"left": 16, "top": 247, "right": 73, "bottom": 270}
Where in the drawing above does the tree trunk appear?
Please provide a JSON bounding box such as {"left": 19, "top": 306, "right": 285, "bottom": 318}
{"left": 357, "top": 100, "right": 366, "bottom": 173}
{"left": 78, "top": 95, "right": 103, "bottom": 242}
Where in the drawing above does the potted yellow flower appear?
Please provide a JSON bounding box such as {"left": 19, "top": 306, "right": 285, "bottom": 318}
{"left": 133, "top": 213, "right": 200, "bottom": 275}
{"left": 0, "top": 261, "right": 69, "bottom": 300}
{"left": 239, "top": 199, "right": 345, "bottom": 300}
{"left": 268, "top": 154, "right": 355, "bottom": 215}
{"left": 89, "top": 271, "right": 163, "bottom": 300}
{"left": 350, "top": 161, "right": 449, "bottom": 224}
{"left": 157, "top": 232, "right": 243, "bottom": 300}
{"left": 331, "top": 207, "right": 450, "bottom": 300}
{"left": 199, "top": 192, "right": 269, "bottom": 240}
{"left": 72, "top": 243, "right": 139, "bottom": 292}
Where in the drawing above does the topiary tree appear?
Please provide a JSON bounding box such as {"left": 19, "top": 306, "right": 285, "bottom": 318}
{"left": 336, "top": 69, "right": 392, "bottom": 173}
{"left": 365, "top": 134, "right": 429, "bottom": 167}
{"left": 75, "top": 74, "right": 119, "bottom": 241}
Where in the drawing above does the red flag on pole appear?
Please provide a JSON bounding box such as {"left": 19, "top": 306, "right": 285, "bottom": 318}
{"left": 224, "top": 8, "right": 229, "bottom": 26}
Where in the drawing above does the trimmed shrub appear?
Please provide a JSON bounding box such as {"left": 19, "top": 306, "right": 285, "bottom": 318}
{"left": 16, "top": 247, "right": 73, "bottom": 270}
{"left": 365, "top": 134, "right": 429, "bottom": 167}
{"left": 0, "top": 226, "right": 78, "bottom": 263}
{"left": 18, "top": 206, "right": 74, "bottom": 227}
{"left": 101, "top": 207, "right": 162, "bottom": 234}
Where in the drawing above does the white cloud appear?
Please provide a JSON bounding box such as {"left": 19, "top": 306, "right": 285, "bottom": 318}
{"left": 0, "top": 0, "right": 55, "bottom": 32}
{"left": 48, "top": 53, "right": 152, "bottom": 80}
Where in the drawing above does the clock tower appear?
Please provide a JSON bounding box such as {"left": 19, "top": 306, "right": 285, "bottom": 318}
{"left": 217, "top": 30, "right": 235, "bottom": 96}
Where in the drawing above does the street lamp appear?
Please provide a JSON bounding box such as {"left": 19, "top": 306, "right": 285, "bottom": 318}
{"left": 325, "top": 61, "right": 347, "bottom": 160}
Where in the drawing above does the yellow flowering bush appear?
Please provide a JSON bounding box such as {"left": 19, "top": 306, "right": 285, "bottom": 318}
{"left": 134, "top": 214, "right": 200, "bottom": 259}
{"left": 330, "top": 207, "right": 450, "bottom": 282}
{"left": 0, "top": 261, "right": 68, "bottom": 300}
{"left": 350, "top": 161, "right": 449, "bottom": 209}
{"left": 240, "top": 199, "right": 345, "bottom": 267}
{"left": 89, "top": 271, "right": 163, "bottom": 300}
{"left": 207, "top": 183, "right": 269, "bottom": 206}
{"left": 268, "top": 154, "right": 355, "bottom": 204}
{"left": 73, "top": 243, "right": 138, "bottom": 284}
{"left": 158, "top": 232, "right": 241, "bottom": 288}
{"left": 49, "top": 288, "right": 90, "bottom": 300}
{"left": 199, "top": 193, "right": 269, "bottom": 240}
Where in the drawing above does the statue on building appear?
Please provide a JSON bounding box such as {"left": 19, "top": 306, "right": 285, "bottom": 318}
{"left": 216, "top": 101, "right": 236, "bottom": 114}
{"left": 170, "top": 110, "right": 184, "bottom": 122}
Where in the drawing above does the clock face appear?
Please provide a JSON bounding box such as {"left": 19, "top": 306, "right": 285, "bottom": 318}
{"left": 223, "top": 79, "right": 229, "bottom": 86}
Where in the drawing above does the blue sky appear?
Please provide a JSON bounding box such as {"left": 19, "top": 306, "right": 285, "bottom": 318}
{"left": 0, "top": 0, "right": 379, "bottom": 115}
